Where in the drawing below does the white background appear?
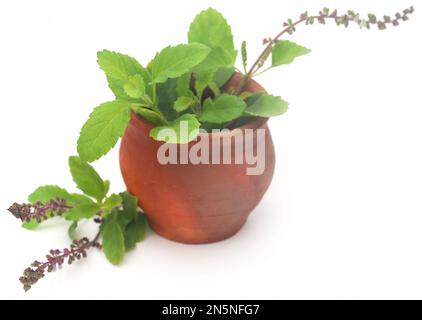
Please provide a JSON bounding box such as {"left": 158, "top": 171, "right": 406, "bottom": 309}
{"left": 0, "top": 0, "right": 421, "bottom": 299}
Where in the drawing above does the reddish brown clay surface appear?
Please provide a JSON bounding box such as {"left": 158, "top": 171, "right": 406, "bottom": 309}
{"left": 119, "top": 73, "right": 276, "bottom": 244}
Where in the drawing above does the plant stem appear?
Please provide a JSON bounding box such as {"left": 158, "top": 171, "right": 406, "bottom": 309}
{"left": 253, "top": 66, "right": 273, "bottom": 77}
{"left": 235, "top": 6, "right": 418, "bottom": 94}
{"left": 234, "top": 16, "right": 311, "bottom": 94}
{"left": 250, "top": 18, "right": 312, "bottom": 75}
{"left": 91, "top": 229, "right": 102, "bottom": 244}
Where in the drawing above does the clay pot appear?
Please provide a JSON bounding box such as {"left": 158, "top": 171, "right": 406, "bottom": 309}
{"left": 119, "top": 73, "right": 275, "bottom": 244}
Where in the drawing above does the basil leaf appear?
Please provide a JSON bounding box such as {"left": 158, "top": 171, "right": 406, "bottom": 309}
{"left": 188, "top": 8, "right": 237, "bottom": 75}
{"left": 97, "top": 50, "right": 151, "bottom": 99}
{"left": 244, "top": 93, "right": 289, "bottom": 117}
{"left": 132, "top": 107, "right": 165, "bottom": 125}
{"left": 272, "top": 40, "right": 311, "bottom": 67}
{"left": 124, "top": 213, "right": 147, "bottom": 251}
{"left": 65, "top": 202, "right": 101, "bottom": 221}
{"left": 188, "top": 8, "right": 235, "bottom": 53}
{"left": 213, "top": 67, "right": 235, "bottom": 87}
{"left": 199, "top": 94, "right": 246, "bottom": 124}
{"left": 176, "top": 73, "right": 194, "bottom": 98}
{"left": 150, "top": 114, "right": 200, "bottom": 144}
{"left": 123, "top": 74, "right": 145, "bottom": 98}
{"left": 150, "top": 44, "right": 211, "bottom": 84}
{"left": 118, "top": 191, "right": 138, "bottom": 226}
{"left": 77, "top": 100, "right": 131, "bottom": 163}
{"left": 101, "top": 212, "right": 125, "bottom": 265}
{"left": 104, "top": 194, "right": 122, "bottom": 211}
{"left": 68, "top": 156, "right": 106, "bottom": 202}
{"left": 156, "top": 78, "right": 179, "bottom": 121}
{"left": 174, "top": 96, "right": 194, "bottom": 112}
{"left": 28, "top": 185, "right": 71, "bottom": 204}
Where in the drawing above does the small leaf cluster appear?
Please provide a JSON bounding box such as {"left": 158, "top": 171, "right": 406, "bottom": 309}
{"left": 8, "top": 156, "right": 147, "bottom": 290}
{"left": 27, "top": 156, "right": 146, "bottom": 263}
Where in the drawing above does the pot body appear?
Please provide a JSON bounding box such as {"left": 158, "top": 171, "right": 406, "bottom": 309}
{"left": 119, "top": 74, "right": 276, "bottom": 244}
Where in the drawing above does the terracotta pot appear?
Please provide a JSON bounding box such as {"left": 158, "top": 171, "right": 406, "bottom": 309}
{"left": 119, "top": 73, "right": 275, "bottom": 244}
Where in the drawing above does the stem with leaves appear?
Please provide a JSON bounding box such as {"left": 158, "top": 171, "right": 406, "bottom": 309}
{"left": 236, "top": 6, "right": 415, "bottom": 94}
{"left": 6, "top": 156, "right": 147, "bottom": 292}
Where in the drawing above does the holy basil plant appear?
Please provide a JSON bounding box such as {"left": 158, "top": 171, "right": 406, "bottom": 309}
{"left": 75, "top": 9, "right": 301, "bottom": 159}
{"left": 6, "top": 6, "right": 414, "bottom": 291}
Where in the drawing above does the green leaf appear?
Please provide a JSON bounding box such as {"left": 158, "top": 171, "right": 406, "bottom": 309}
{"left": 213, "top": 67, "right": 234, "bottom": 87}
{"left": 118, "top": 191, "right": 138, "bottom": 226}
{"left": 193, "top": 47, "right": 236, "bottom": 74}
{"left": 110, "top": 192, "right": 145, "bottom": 252}
{"left": 156, "top": 78, "right": 179, "bottom": 121}
{"left": 199, "top": 94, "right": 246, "bottom": 124}
{"left": 65, "top": 202, "right": 101, "bottom": 221}
{"left": 188, "top": 8, "right": 235, "bottom": 52}
{"left": 150, "top": 44, "right": 210, "bottom": 84}
{"left": 22, "top": 220, "right": 40, "bottom": 230}
{"left": 188, "top": 8, "right": 237, "bottom": 74}
{"left": 174, "top": 96, "right": 194, "bottom": 112}
{"left": 27, "top": 186, "right": 93, "bottom": 207}
{"left": 68, "top": 193, "right": 96, "bottom": 206}
{"left": 68, "top": 156, "right": 106, "bottom": 202}
{"left": 150, "top": 114, "right": 200, "bottom": 144}
{"left": 208, "top": 82, "right": 221, "bottom": 97}
{"left": 106, "top": 77, "right": 136, "bottom": 102}
{"left": 194, "top": 69, "right": 214, "bottom": 98}
{"left": 28, "top": 185, "right": 71, "bottom": 204}
{"left": 97, "top": 50, "right": 146, "bottom": 80}
{"left": 104, "top": 194, "right": 122, "bottom": 211}
{"left": 68, "top": 221, "right": 78, "bottom": 240}
{"left": 176, "top": 73, "right": 194, "bottom": 98}
{"left": 123, "top": 74, "right": 145, "bottom": 98}
{"left": 132, "top": 107, "right": 165, "bottom": 125}
{"left": 244, "top": 93, "right": 289, "bottom": 117}
{"left": 97, "top": 50, "right": 151, "bottom": 100}
{"left": 271, "top": 40, "right": 311, "bottom": 67}
{"left": 124, "top": 214, "right": 147, "bottom": 251}
{"left": 77, "top": 100, "right": 131, "bottom": 162}
{"left": 103, "top": 180, "right": 110, "bottom": 196}
{"left": 101, "top": 213, "right": 125, "bottom": 265}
